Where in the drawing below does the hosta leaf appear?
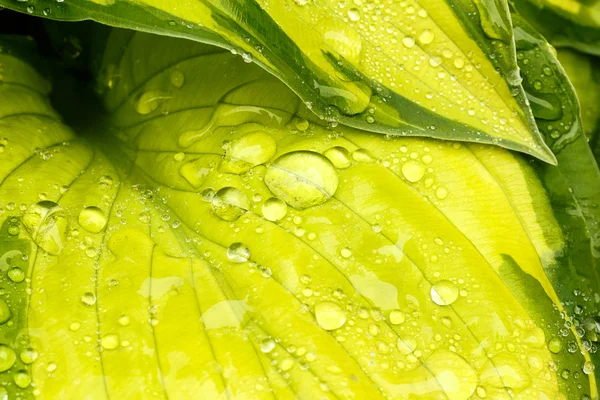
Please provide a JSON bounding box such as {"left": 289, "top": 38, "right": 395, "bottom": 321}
{"left": 0, "top": 0, "right": 557, "bottom": 163}
{"left": 510, "top": 0, "right": 600, "bottom": 56}
{"left": 0, "top": 30, "right": 598, "bottom": 399}
{"left": 511, "top": 13, "right": 600, "bottom": 381}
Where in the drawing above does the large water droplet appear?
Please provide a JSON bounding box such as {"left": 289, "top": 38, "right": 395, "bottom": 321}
{"left": 0, "top": 299, "right": 11, "bottom": 324}
{"left": 265, "top": 151, "right": 338, "bottom": 210}
{"left": 227, "top": 242, "right": 250, "bottom": 263}
{"left": 79, "top": 206, "right": 107, "bottom": 233}
{"left": 220, "top": 131, "right": 277, "bottom": 174}
{"left": 548, "top": 337, "right": 562, "bottom": 353}
{"left": 0, "top": 345, "right": 16, "bottom": 372}
{"left": 170, "top": 69, "right": 185, "bottom": 88}
{"left": 23, "top": 201, "right": 68, "bottom": 255}
{"left": 101, "top": 334, "right": 120, "bottom": 350}
{"left": 430, "top": 280, "right": 459, "bottom": 306}
{"left": 262, "top": 197, "right": 287, "bottom": 222}
{"left": 81, "top": 292, "right": 97, "bottom": 306}
{"left": 315, "top": 302, "right": 346, "bottom": 330}
{"left": 19, "top": 348, "right": 38, "bottom": 364}
{"left": 13, "top": 370, "right": 31, "bottom": 388}
{"left": 211, "top": 187, "right": 249, "bottom": 221}
{"left": 8, "top": 267, "right": 24, "bottom": 283}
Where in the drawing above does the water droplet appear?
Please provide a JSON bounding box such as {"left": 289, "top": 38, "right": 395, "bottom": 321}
{"left": 389, "top": 310, "right": 405, "bottom": 325}
{"left": 347, "top": 8, "right": 360, "bottom": 21}
{"left": 23, "top": 201, "right": 68, "bottom": 255}
{"left": 81, "top": 292, "right": 97, "bottom": 306}
{"left": 430, "top": 280, "right": 459, "bottom": 306}
{"left": 19, "top": 348, "right": 38, "bottom": 364}
{"left": 13, "top": 370, "right": 31, "bottom": 388}
{"left": 0, "top": 345, "right": 16, "bottom": 372}
{"left": 323, "top": 147, "right": 352, "bottom": 169}
{"left": 260, "top": 338, "right": 275, "bottom": 353}
{"left": 173, "top": 152, "right": 186, "bottom": 162}
{"left": 583, "top": 361, "right": 595, "bottom": 375}
{"left": 78, "top": 206, "right": 107, "bottom": 233}
{"left": 179, "top": 159, "right": 211, "bottom": 189}
{"left": 340, "top": 247, "right": 352, "bottom": 258}
{"left": 227, "top": 242, "right": 250, "bottom": 263}
{"left": 265, "top": 151, "right": 338, "bottom": 210}
{"left": 101, "top": 334, "right": 120, "bottom": 350}
{"left": 435, "top": 187, "right": 448, "bottom": 199}
{"left": 220, "top": 131, "right": 277, "bottom": 174}
{"left": 401, "top": 161, "right": 425, "bottom": 183}
{"left": 315, "top": 302, "right": 346, "bottom": 330}
{"left": 7, "top": 267, "right": 24, "bottom": 283}
{"left": 352, "top": 149, "right": 375, "bottom": 163}
{"left": 548, "top": 337, "right": 562, "bottom": 353}
{"left": 211, "top": 187, "right": 249, "bottom": 221}
{"left": 402, "top": 36, "right": 416, "bottom": 48}
{"left": 397, "top": 338, "right": 417, "bottom": 354}
{"left": 280, "top": 358, "right": 294, "bottom": 371}
{"left": 0, "top": 299, "right": 10, "bottom": 324}
{"left": 135, "top": 90, "right": 168, "bottom": 115}
{"left": 170, "top": 69, "right": 185, "bottom": 88}
{"left": 118, "top": 315, "right": 130, "bottom": 326}
{"left": 418, "top": 30, "right": 434, "bottom": 44}
{"left": 262, "top": 197, "right": 287, "bottom": 222}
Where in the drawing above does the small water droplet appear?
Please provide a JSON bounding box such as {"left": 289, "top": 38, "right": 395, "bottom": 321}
{"left": 418, "top": 30, "right": 434, "bottom": 44}
{"left": 0, "top": 345, "right": 16, "bottom": 372}
{"left": 227, "top": 242, "right": 250, "bottom": 263}
{"left": 323, "top": 146, "right": 352, "bottom": 169}
{"left": 23, "top": 201, "right": 68, "bottom": 255}
{"left": 262, "top": 197, "right": 287, "bottom": 222}
{"left": 13, "top": 370, "right": 30, "bottom": 388}
{"left": 347, "top": 8, "right": 360, "bottom": 21}
{"left": 101, "top": 334, "right": 120, "bottom": 350}
{"left": 389, "top": 310, "right": 405, "bottom": 325}
{"left": 548, "top": 337, "right": 562, "bottom": 353}
{"left": 401, "top": 161, "right": 425, "bottom": 182}
{"left": 402, "top": 36, "right": 416, "bottom": 48}
{"left": 260, "top": 338, "right": 275, "bottom": 353}
{"left": 211, "top": 187, "right": 249, "bottom": 221}
{"left": 79, "top": 206, "right": 107, "bottom": 233}
{"left": 135, "top": 90, "right": 168, "bottom": 115}
{"left": 340, "top": 247, "right": 352, "bottom": 258}
{"left": 170, "top": 69, "right": 185, "bottom": 88}
{"left": 81, "top": 292, "right": 97, "bottom": 306}
{"left": 315, "top": 302, "right": 346, "bottom": 330}
{"left": 430, "top": 280, "right": 459, "bottom": 306}
{"left": 7, "top": 267, "right": 24, "bottom": 283}
{"left": 583, "top": 361, "right": 595, "bottom": 375}
{"left": 19, "top": 348, "right": 38, "bottom": 364}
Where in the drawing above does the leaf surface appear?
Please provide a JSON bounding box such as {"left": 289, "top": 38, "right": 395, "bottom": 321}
{"left": 0, "top": 30, "right": 598, "bottom": 398}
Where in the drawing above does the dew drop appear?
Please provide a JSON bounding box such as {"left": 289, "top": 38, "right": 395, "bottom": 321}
{"left": 418, "top": 30, "right": 434, "bottom": 44}
{"left": 401, "top": 161, "right": 425, "bottom": 183}
{"left": 548, "top": 337, "right": 562, "bottom": 353}
{"left": 340, "top": 247, "right": 352, "bottom": 258}
{"left": 7, "top": 267, "right": 24, "bottom": 283}
{"left": 262, "top": 197, "right": 287, "bottom": 222}
{"left": 435, "top": 187, "right": 449, "bottom": 199}
{"left": 13, "top": 370, "right": 30, "bottom": 388}
{"left": 135, "top": 90, "right": 168, "bottom": 115}
{"left": 402, "top": 36, "right": 416, "bottom": 48}
{"left": 347, "top": 8, "right": 360, "bottom": 21}
{"left": 430, "top": 280, "right": 459, "bottom": 306}
{"left": 19, "top": 348, "right": 38, "bottom": 364}
{"left": 583, "top": 361, "right": 595, "bottom": 375}
{"left": 220, "top": 131, "right": 277, "bottom": 174}
{"left": 79, "top": 206, "right": 107, "bottom": 233}
{"left": 323, "top": 146, "right": 352, "bottom": 169}
{"left": 260, "top": 338, "right": 275, "bottom": 353}
{"left": 211, "top": 187, "right": 249, "bottom": 221}
{"left": 227, "top": 242, "right": 250, "bottom": 263}
{"left": 389, "top": 310, "right": 405, "bottom": 325}
{"left": 118, "top": 315, "right": 130, "bottom": 326}
{"left": 169, "top": 69, "right": 185, "bottom": 88}
{"left": 0, "top": 345, "right": 16, "bottom": 372}
{"left": 0, "top": 299, "right": 10, "bottom": 325}
{"left": 81, "top": 292, "right": 97, "bottom": 306}
{"left": 315, "top": 302, "right": 346, "bottom": 330}
{"left": 101, "top": 334, "right": 120, "bottom": 350}
{"left": 23, "top": 201, "right": 68, "bottom": 255}
{"left": 265, "top": 151, "right": 338, "bottom": 210}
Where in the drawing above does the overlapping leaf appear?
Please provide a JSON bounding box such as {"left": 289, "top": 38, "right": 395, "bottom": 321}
{"left": 510, "top": 0, "right": 600, "bottom": 56}
{"left": 0, "top": 0, "right": 556, "bottom": 163}
{"left": 0, "top": 30, "right": 598, "bottom": 399}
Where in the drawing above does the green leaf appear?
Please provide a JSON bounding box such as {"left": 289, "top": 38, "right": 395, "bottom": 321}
{"left": 510, "top": 0, "right": 600, "bottom": 56}
{"left": 0, "top": 29, "right": 597, "bottom": 399}
{"left": 0, "top": 0, "right": 557, "bottom": 163}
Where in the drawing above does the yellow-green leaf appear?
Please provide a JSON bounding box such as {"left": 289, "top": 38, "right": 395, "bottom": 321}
{"left": 0, "top": 30, "right": 598, "bottom": 399}
{"left": 0, "top": 0, "right": 556, "bottom": 163}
